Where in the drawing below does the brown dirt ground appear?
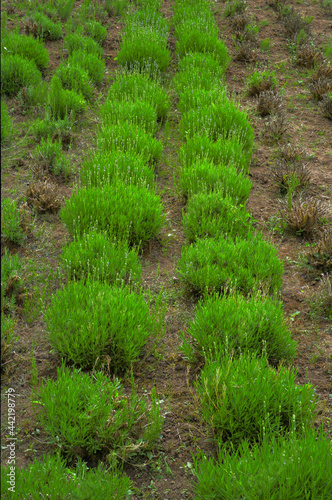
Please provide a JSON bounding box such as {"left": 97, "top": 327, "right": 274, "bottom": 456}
{"left": 1, "top": 0, "right": 331, "bottom": 498}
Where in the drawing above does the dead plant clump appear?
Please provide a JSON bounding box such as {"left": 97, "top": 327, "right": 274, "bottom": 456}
{"left": 278, "top": 196, "right": 328, "bottom": 237}
{"left": 281, "top": 11, "right": 311, "bottom": 37}
{"left": 268, "top": 0, "right": 287, "bottom": 11}
{"left": 320, "top": 93, "right": 332, "bottom": 120}
{"left": 270, "top": 159, "right": 311, "bottom": 194}
{"left": 264, "top": 114, "right": 289, "bottom": 143}
{"left": 306, "top": 227, "right": 332, "bottom": 273}
{"left": 230, "top": 12, "right": 249, "bottom": 32}
{"left": 296, "top": 44, "right": 324, "bottom": 68}
{"left": 311, "top": 274, "right": 332, "bottom": 319}
{"left": 256, "top": 90, "right": 284, "bottom": 116}
{"left": 235, "top": 40, "right": 259, "bottom": 62}
{"left": 247, "top": 77, "right": 277, "bottom": 97}
{"left": 25, "top": 180, "right": 61, "bottom": 213}
{"left": 309, "top": 78, "right": 332, "bottom": 100}
{"left": 277, "top": 143, "right": 307, "bottom": 162}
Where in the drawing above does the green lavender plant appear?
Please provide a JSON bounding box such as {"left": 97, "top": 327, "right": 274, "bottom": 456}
{"left": 1, "top": 31, "right": 49, "bottom": 70}
{"left": 100, "top": 99, "right": 158, "bottom": 134}
{"left": 61, "top": 232, "right": 142, "bottom": 285}
{"left": 68, "top": 50, "right": 105, "bottom": 85}
{"left": 46, "top": 282, "right": 159, "bottom": 371}
{"left": 181, "top": 292, "right": 297, "bottom": 365}
{"left": 1, "top": 54, "right": 42, "bottom": 97}
{"left": 60, "top": 183, "right": 165, "bottom": 245}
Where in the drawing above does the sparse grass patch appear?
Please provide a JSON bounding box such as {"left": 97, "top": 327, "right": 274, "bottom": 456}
{"left": 270, "top": 159, "right": 311, "bottom": 194}
{"left": 33, "top": 136, "right": 71, "bottom": 178}
{"left": 305, "top": 227, "right": 332, "bottom": 273}
{"left": 196, "top": 354, "right": 318, "bottom": 449}
{"left": 181, "top": 293, "right": 297, "bottom": 365}
{"left": 24, "top": 12, "right": 63, "bottom": 40}
{"left": 223, "top": 0, "right": 248, "bottom": 18}
{"left": 308, "top": 274, "right": 332, "bottom": 319}
{"left": 1, "top": 100, "right": 12, "bottom": 143}
{"left": 177, "top": 233, "right": 284, "bottom": 296}
{"left": 34, "top": 364, "right": 164, "bottom": 456}
{"left": 1, "top": 313, "right": 16, "bottom": 372}
{"left": 61, "top": 232, "right": 142, "bottom": 286}
{"left": 1, "top": 199, "right": 32, "bottom": 246}
{"left": 1, "top": 248, "right": 25, "bottom": 315}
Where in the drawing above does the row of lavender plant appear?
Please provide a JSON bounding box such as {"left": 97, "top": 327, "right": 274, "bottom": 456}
{"left": 171, "top": 1, "right": 330, "bottom": 498}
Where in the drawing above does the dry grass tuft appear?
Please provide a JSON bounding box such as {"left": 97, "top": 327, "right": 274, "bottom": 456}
{"left": 235, "top": 40, "right": 259, "bottom": 62}
{"left": 282, "top": 11, "right": 310, "bottom": 37}
{"left": 256, "top": 90, "right": 284, "bottom": 116}
{"left": 277, "top": 144, "right": 307, "bottom": 163}
{"left": 320, "top": 93, "right": 332, "bottom": 119}
{"left": 278, "top": 196, "right": 328, "bottom": 238}
{"left": 296, "top": 44, "right": 324, "bottom": 68}
{"left": 25, "top": 180, "right": 61, "bottom": 213}
{"left": 264, "top": 114, "right": 289, "bottom": 143}
{"left": 270, "top": 160, "right": 311, "bottom": 194}
{"left": 230, "top": 12, "right": 249, "bottom": 32}
{"left": 306, "top": 227, "right": 332, "bottom": 273}
{"left": 310, "top": 274, "right": 332, "bottom": 319}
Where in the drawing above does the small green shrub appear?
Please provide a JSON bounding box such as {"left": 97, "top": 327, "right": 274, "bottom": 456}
{"left": 30, "top": 115, "right": 71, "bottom": 142}
{"left": 25, "top": 12, "right": 63, "bottom": 40}
{"left": 223, "top": 0, "right": 248, "bottom": 18}
{"left": 1, "top": 199, "right": 31, "bottom": 246}
{"left": 178, "top": 52, "right": 227, "bottom": 76}
{"left": 246, "top": 69, "right": 278, "bottom": 96}
{"left": 1, "top": 54, "right": 42, "bottom": 97}
{"left": 178, "top": 87, "right": 228, "bottom": 114}
{"left": 61, "top": 232, "right": 142, "bottom": 285}
{"left": 134, "top": 0, "right": 162, "bottom": 8}
{"left": 1, "top": 32, "right": 49, "bottom": 70}
{"left": 68, "top": 50, "right": 105, "bottom": 85}
{"left": 18, "top": 81, "right": 49, "bottom": 111}
{"left": 108, "top": 72, "right": 170, "bottom": 121}
{"left": 97, "top": 123, "right": 162, "bottom": 163}
{"left": 105, "top": 0, "right": 130, "bottom": 16}
{"left": 49, "top": 76, "right": 87, "bottom": 120}
{"left": 46, "top": 282, "right": 159, "bottom": 371}
{"left": 197, "top": 354, "right": 317, "bottom": 449}
{"left": 1, "top": 313, "right": 16, "bottom": 372}
{"left": 180, "top": 101, "right": 254, "bottom": 154}
{"left": 34, "top": 365, "right": 163, "bottom": 457}
{"left": 1, "top": 248, "right": 24, "bottom": 314}
{"left": 100, "top": 99, "right": 158, "bottom": 134}
{"left": 177, "top": 233, "right": 284, "bottom": 296}
{"left": 193, "top": 430, "right": 332, "bottom": 500}
{"left": 176, "top": 30, "right": 229, "bottom": 65}
{"left": 117, "top": 27, "right": 171, "bottom": 77}
{"left": 179, "top": 134, "right": 252, "bottom": 173}
{"left": 179, "top": 160, "right": 252, "bottom": 204}
{"left": 181, "top": 293, "right": 297, "bottom": 365}
{"left": 60, "top": 184, "right": 165, "bottom": 245}
{"left": 183, "top": 193, "right": 252, "bottom": 242}
{"left": 56, "top": 63, "right": 94, "bottom": 101}
{"left": 1, "top": 100, "right": 12, "bottom": 143}
{"left": 34, "top": 136, "right": 71, "bottom": 178}
{"left": 64, "top": 32, "right": 103, "bottom": 56}
{"left": 84, "top": 20, "right": 107, "bottom": 44}
{"left": 80, "top": 150, "right": 155, "bottom": 188}
{"left": 1, "top": 454, "right": 132, "bottom": 499}
{"left": 57, "top": 0, "right": 75, "bottom": 20}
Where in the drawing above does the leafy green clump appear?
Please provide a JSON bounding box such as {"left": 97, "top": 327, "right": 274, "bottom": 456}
{"left": 46, "top": 282, "right": 158, "bottom": 371}
{"left": 1, "top": 54, "right": 42, "bottom": 97}
{"left": 177, "top": 233, "right": 284, "bottom": 296}
{"left": 194, "top": 430, "right": 332, "bottom": 500}
{"left": 68, "top": 50, "right": 105, "bottom": 85}
{"left": 80, "top": 150, "right": 155, "bottom": 189}
{"left": 64, "top": 32, "right": 103, "bottom": 56}
{"left": 182, "top": 293, "right": 297, "bottom": 365}
{"left": 100, "top": 99, "right": 158, "bottom": 134}
{"left": 49, "top": 76, "right": 87, "bottom": 120}
{"left": 1, "top": 454, "right": 132, "bottom": 500}
{"left": 197, "top": 354, "right": 317, "bottom": 449}
{"left": 61, "top": 231, "right": 142, "bottom": 285}
{"left": 56, "top": 63, "right": 94, "bottom": 101}
{"left": 60, "top": 183, "right": 164, "bottom": 245}
{"left": 34, "top": 365, "right": 163, "bottom": 456}
{"left": 182, "top": 193, "right": 252, "bottom": 242}
{"left": 1, "top": 32, "right": 49, "bottom": 70}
